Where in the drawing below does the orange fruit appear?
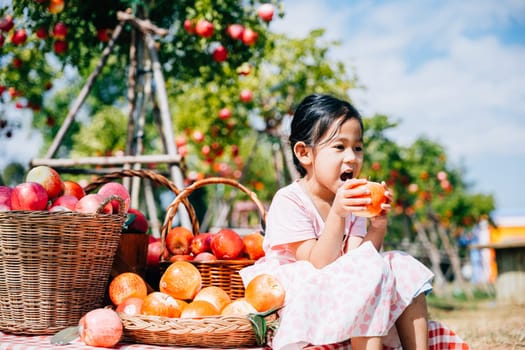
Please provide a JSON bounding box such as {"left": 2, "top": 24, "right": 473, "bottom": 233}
{"left": 244, "top": 273, "right": 285, "bottom": 312}
{"left": 180, "top": 300, "right": 219, "bottom": 318}
{"left": 159, "top": 260, "right": 202, "bottom": 300}
{"left": 353, "top": 181, "right": 387, "bottom": 218}
{"left": 109, "top": 272, "right": 148, "bottom": 306}
{"left": 221, "top": 298, "right": 257, "bottom": 316}
{"left": 116, "top": 297, "right": 144, "bottom": 316}
{"left": 242, "top": 231, "right": 265, "bottom": 260}
{"left": 193, "top": 286, "right": 231, "bottom": 313}
{"left": 141, "top": 291, "right": 187, "bottom": 318}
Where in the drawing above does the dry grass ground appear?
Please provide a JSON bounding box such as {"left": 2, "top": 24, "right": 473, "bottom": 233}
{"left": 429, "top": 301, "right": 525, "bottom": 350}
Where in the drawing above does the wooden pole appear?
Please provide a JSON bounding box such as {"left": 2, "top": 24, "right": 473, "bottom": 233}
{"left": 44, "top": 21, "right": 125, "bottom": 159}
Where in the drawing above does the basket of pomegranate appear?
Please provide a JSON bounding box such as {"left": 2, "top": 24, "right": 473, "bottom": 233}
{"left": 0, "top": 166, "right": 128, "bottom": 335}
{"left": 159, "top": 176, "right": 268, "bottom": 300}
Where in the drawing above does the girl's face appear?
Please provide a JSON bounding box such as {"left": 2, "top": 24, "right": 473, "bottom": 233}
{"left": 308, "top": 117, "right": 364, "bottom": 196}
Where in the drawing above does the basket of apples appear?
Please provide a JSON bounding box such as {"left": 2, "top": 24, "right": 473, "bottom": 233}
{"left": 0, "top": 165, "right": 129, "bottom": 335}
{"left": 160, "top": 177, "right": 267, "bottom": 300}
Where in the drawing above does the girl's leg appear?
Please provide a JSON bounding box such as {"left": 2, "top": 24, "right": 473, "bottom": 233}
{"left": 351, "top": 336, "right": 382, "bottom": 350}
{"left": 395, "top": 293, "right": 429, "bottom": 350}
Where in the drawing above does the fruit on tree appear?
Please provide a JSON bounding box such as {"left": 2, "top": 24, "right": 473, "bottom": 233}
{"left": 241, "top": 28, "right": 258, "bottom": 45}
{"left": 239, "top": 89, "right": 253, "bottom": 103}
{"left": 25, "top": 165, "right": 64, "bottom": 200}
{"left": 210, "top": 228, "right": 245, "bottom": 260}
{"left": 159, "top": 260, "right": 202, "bottom": 300}
{"left": 11, "top": 29, "right": 27, "bottom": 45}
{"left": 257, "top": 3, "right": 275, "bottom": 22}
{"left": 195, "top": 20, "right": 214, "bottom": 38}
{"left": 52, "top": 22, "right": 67, "bottom": 40}
{"left": 226, "top": 24, "right": 244, "bottom": 40}
{"left": 11, "top": 182, "right": 49, "bottom": 211}
{"left": 48, "top": 0, "right": 64, "bottom": 14}
{"left": 212, "top": 45, "right": 228, "bottom": 62}
{"left": 218, "top": 107, "right": 232, "bottom": 120}
{"left": 244, "top": 273, "right": 285, "bottom": 312}
{"left": 79, "top": 308, "right": 123, "bottom": 348}
{"left": 353, "top": 181, "right": 388, "bottom": 218}
{"left": 0, "top": 15, "right": 14, "bottom": 32}
{"left": 53, "top": 40, "right": 67, "bottom": 54}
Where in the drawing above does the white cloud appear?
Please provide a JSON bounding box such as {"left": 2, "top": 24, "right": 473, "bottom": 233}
{"left": 273, "top": 0, "right": 525, "bottom": 210}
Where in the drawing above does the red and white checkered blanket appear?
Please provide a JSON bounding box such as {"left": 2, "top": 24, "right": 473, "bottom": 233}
{"left": 0, "top": 320, "right": 468, "bottom": 350}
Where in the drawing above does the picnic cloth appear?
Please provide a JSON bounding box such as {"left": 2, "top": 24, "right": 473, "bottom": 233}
{"left": 0, "top": 320, "right": 468, "bottom": 349}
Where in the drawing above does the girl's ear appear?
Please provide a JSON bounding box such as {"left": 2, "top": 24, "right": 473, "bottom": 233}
{"left": 293, "top": 141, "right": 312, "bottom": 166}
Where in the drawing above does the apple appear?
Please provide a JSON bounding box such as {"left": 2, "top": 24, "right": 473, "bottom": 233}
{"left": 11, "top": 29, "right": 27, "bottom": 45}
{"left": 212, "top": 45, "right": 228, "bottom": 62}
{"left": 0, "top": 186, "right": 13, "bottom": 209}
{"left": 190, "top": 233, "right": 214, "bottom": 255}
{"left": 0, "top": 203, "right": 10, "bottom": 211}
{"left": 146, "top": 239, "right": 164, "bottom": 268}
{"left": 11, "top": 182, "right": 49, "bottom": 211}
{"left": 169, "top": 254, "right": 194, "bottom": 262}
{"left": 210, "top": 228, "right": 245, "bottom": 260}
{"left": 166, "top": 226, "right": 194, "bottom": 256}
{"left": 175, "top": 135, "right": 187, "bottom": 147}
{"left": 75, "top": 194, "right": 112, "bottom": 214}
{"left": 63, "top": 180, "right": 85, "bottom": 200}
{"left": 239, "top": 89, "right": 253, "bottom": 103}
{"left": 193, "top": 252, "right": 217, "bottom": 262}
{"left": 192, "top": 130, "right": 204, "bottom": 142}
{"left": 0, "top": 34, "right": 5, "bottom": 48}
{"left": 236, "top": 62, "right": 252, "bottom": 76}
{"left": 0, "top": 15, "right": 14, "bottom": 32}
{"left": 53, "top": 40, "right": 67, "bottom": 54}
{"left": 195, "top": 20, "right": 214, "bottom": 38}
{"left": 26, "top": 165, "right": 64, "bottom": 200}
{"left": 96, "top": 28, "right": 110, "bottom": 42}
{"left": 226, "top": 24, "right": 244, "bottom": 40}
{"left": 97, "top": 182, "right": 130, "bottom": 214}
{"left": 123, "top": 208, "right": 149, "bottom": 233}
{"left": 52, "top": 22, "right": 67, "bottom": 40}
{"left": 50, "top": 194, "right": 78, "bottom": 211}
{"left": 178, "top": 145, "right": 188, "bottom": 157}
{"left": 257, "top": 3, "right": 275, "bottom": 22}
{"left": 183, "top": 19, "right": 195, "bottom": 34}
{"left": 218, "top": 107, "right": 232, "bottom": 120}
{"left": 241, "top": 28, "right": 258, "bottom": 46}
{"left": 36, "top": 27, "right": 47, "bottom": 39}
{"left": 48, "top": 0, "right": 64, "bottom": 14}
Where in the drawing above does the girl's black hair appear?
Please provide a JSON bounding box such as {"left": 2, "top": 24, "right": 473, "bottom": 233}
{"left": 289, "top": 94, "right": 363, "bottom": 177}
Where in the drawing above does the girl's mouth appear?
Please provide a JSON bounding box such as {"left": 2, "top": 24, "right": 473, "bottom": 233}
{"left": 340, "top": 171, "right": 353, "bottom": 181}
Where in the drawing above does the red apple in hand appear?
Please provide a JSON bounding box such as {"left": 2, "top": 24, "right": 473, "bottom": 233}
{"left": 97, "top": 182, "right": 130, "bottom": 214}
{"left": 166, "top": 226, "right": 194, "bottom": 255}
{"left": 210, "top": 228, "right": 245, "bottom": 260}
{"left": 26, "top": 165, "right": 64, "bottom": 200}
{"left": 11, "top": 182, "right": 49, "bottom": 211}
{"left": 75, "top": 194, "right": 112, "bottom": 214}
{"left": 190, "top": 233, "right": 214, "bottom": 255}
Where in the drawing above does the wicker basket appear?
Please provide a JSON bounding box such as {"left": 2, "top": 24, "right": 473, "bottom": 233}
{"left": 161, "top": 177, "right": 267, "bottom": 299}
{"left": 119, "top": 177, "right": 272, "bottom": 348}
{"left": 0, "top": 196, "right": 126, "bottom": 335}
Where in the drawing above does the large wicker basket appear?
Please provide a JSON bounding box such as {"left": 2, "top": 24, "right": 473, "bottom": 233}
{"left": 0, "top": 196, "right": 126, "bottom": 335}
{"left": 161, "top": 176, "right": 267, "bottom": 299}
{"left": 119, "top": 177, "right": 273, "bottom": 348}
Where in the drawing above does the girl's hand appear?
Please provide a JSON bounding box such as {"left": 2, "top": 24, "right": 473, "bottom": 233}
{"left": 332, "top": 178, "right": 370, "bottom": 218}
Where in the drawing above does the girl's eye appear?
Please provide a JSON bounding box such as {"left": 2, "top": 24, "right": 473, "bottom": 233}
{"left": 335, "top": 144, "right": 345, "bottom": 150}
{"left": 354, "top": 146, "right": 363, "bottom": 152}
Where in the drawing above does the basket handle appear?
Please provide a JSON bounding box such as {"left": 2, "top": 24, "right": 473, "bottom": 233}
{"left": 84, "top": 169, "right": 199, "bottom": 234}
{"left": 161, "top": 177, "right": 267, "bottom": 260}
{"left": 98, "top": 194, "right": 127, "bottom": 215}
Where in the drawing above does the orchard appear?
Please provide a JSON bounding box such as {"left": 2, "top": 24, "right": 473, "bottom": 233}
{"left": 0, "top": 1, "right": 495, "bottom": 296}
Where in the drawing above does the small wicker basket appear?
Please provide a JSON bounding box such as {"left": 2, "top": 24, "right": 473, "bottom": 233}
{"left": 0, "top": 196, "right": 126, "bottom": 335}
{"left": 161, "top": 177, "right": 267, "bottom": 299}
{"left": 119, "top": 177, "right": 273, "bottom": 348}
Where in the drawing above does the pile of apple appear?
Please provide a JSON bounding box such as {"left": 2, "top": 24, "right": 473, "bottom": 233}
{"left": 148, "top": 226, "right": 265, "bottom": 265}
{"left": 0, "top": 165, "right": 131, "bottom": 215}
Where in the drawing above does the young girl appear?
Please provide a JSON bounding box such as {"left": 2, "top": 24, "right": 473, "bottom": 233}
{"left": 240, "top": 94, "right": 435, "bottom": 350}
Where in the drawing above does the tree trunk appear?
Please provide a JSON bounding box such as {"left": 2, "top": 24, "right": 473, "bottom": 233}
{"left": 414, "top": 221, "right": 446, "bottom": 295}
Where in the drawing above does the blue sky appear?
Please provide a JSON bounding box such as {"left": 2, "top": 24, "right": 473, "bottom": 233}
{"left": 271, "top": 0, "right": 525, "bottom": 214}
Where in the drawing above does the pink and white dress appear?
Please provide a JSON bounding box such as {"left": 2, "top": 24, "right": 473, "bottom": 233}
{"left": 240, "top": 181, "right": 435, "bottom": 350}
